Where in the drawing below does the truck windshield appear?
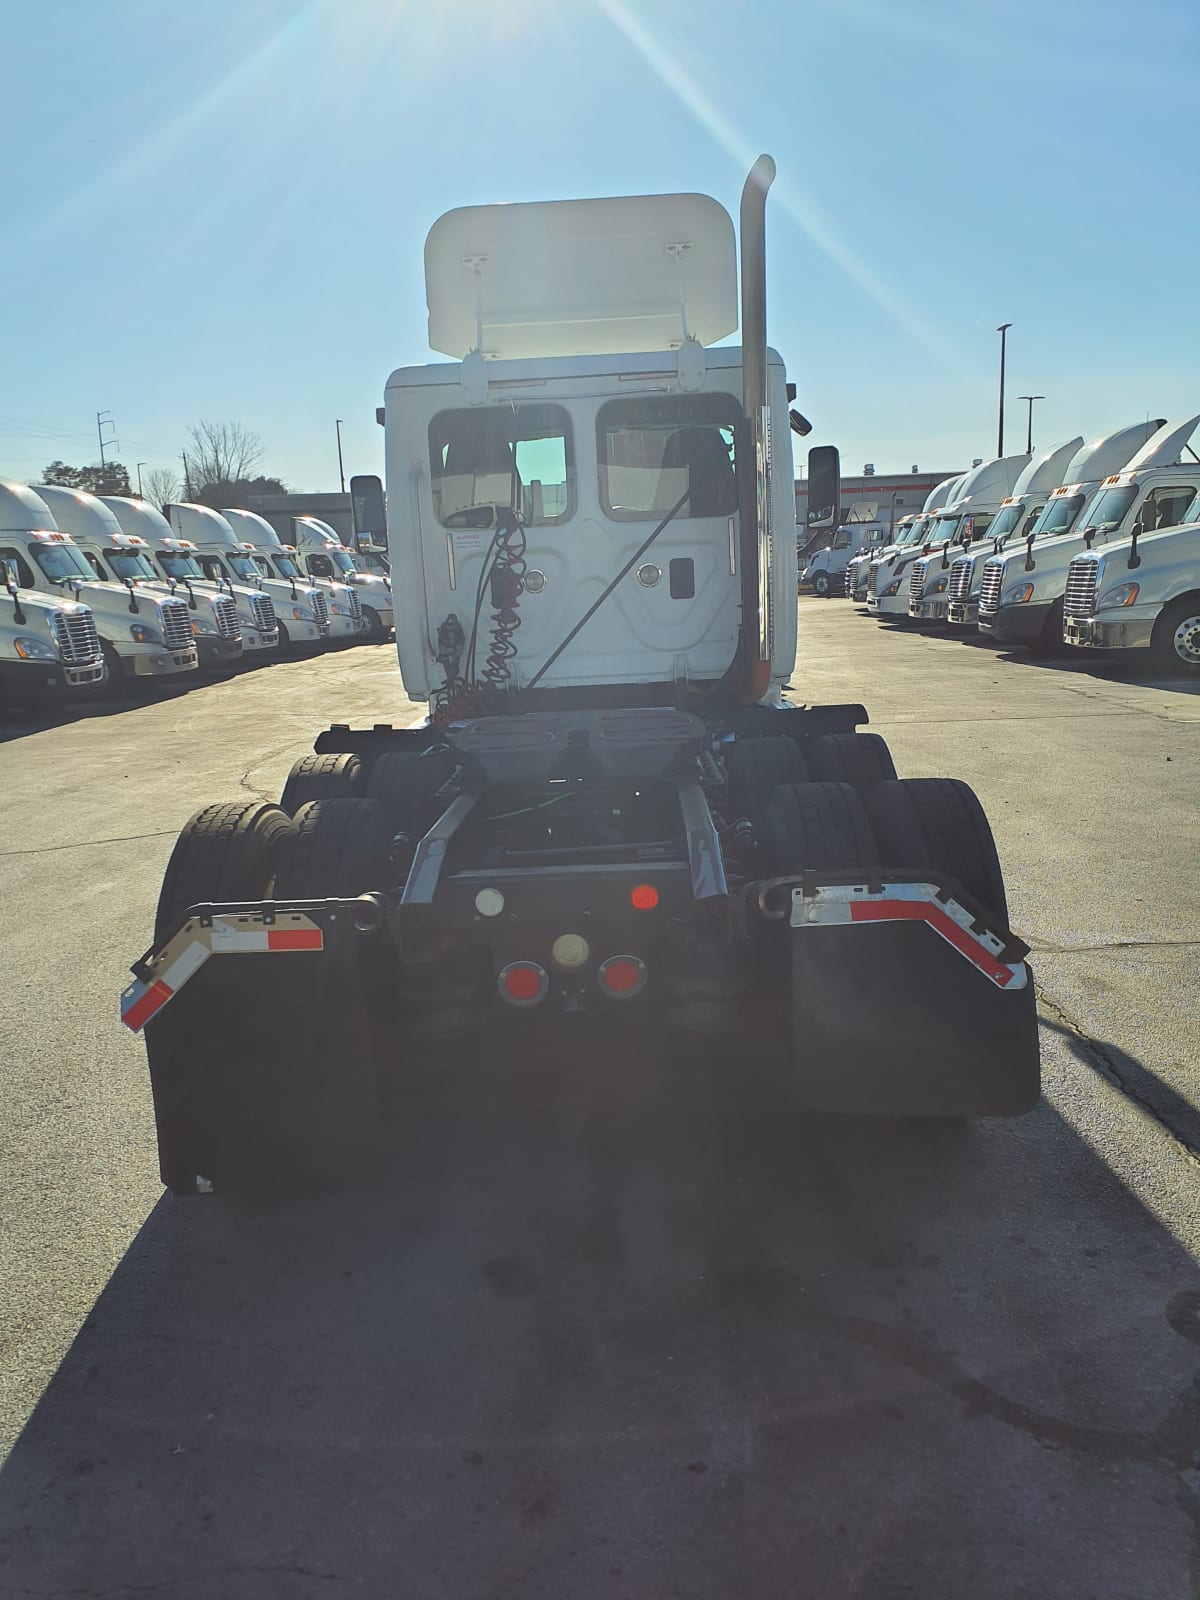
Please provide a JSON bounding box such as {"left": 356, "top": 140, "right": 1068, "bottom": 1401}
{"left": 1083, "top": 484, "right": 1138, "bottom": 534}
{"left": 987, "top": 503, "right": 1024, "bottom": 542}
{"left": 1028, "top": 492, "right": 1085, "bottom": 540}
{"left": 271, "top": 553, "right": 302, "bottom": 580}
{"left": 105, "top": 550, "right": 159, "bottom": 582}
{"left": 226, "top": 554, "right": 261, "bottom": 582}
{"left": 325, "top": 548, "right": 357, "bottom": 578}
{"left": 32, "top": 542, "right": 94, "bottom": 584}
{"left": 157, "top": 551, "right": 206, "bottom": 580}
{"left": 929, "top": 516, "right": 959, "bottom": 544}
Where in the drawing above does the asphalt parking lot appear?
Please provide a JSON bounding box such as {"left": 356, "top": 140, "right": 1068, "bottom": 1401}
{"left": 1, "top": 608, "right": 1198, "bottom": 1599}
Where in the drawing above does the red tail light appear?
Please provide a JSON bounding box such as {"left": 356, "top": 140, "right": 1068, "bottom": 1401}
{"left": 497, "top": 962, "right": 548, "bottom": 1007}
{"left": 597, "top": 956, "right": 646, "bottom": 999}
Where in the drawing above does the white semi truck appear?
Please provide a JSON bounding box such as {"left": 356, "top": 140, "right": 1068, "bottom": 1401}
{"left": 943, "top": 437, "right": 1083, "bottom": 629}
{"left": 976, "top": 419, "right": 1166, "bottom": 648}
{"left": 102, "top": 497, "right": 279, "bottom": 660}
{"left": 868, "top": 457, "right": 1028, "bottom": 620}
{"left": 905, "top": 453, "right": 1035, "bottom": 623}
{"left": 222, "top": 509, "right": 366, "bottom": 646}
{"left": 1061, "top": 434, "right": 1200, "bottom": 673}
{"left": 166, "top": 503, "right": 330, "bottom": 651}
{"left": 290, "top": 515, "right": 395, "bottom": 640}
{"left": 0, "top": 558, "right": 104, "bottom": 707}
{"left": 35, "top": 485, "right": 245, "bottom": 673}
{"left": 801, "top": 509, "right": 886, "bottom": 597}
{"left": 852, "top": 473, "right": 964, "bottom": 605}
{"left": 122, "top": 159, "right": 1039, "bottom": 1197}
{"left": 0, "top": 480, "right": 197, "bottom": 685}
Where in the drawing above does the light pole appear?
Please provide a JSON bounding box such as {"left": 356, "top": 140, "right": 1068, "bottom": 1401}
{"left": 996, "top": 323, "right": 1012, "bottom": 456}
{"left": 1017, "top": 395, "right": 1044, "bottom": 455}
{"left": 335, "top": 419, "right": 346, "bottom": 494}
{"left": 136, "top": 462, "right": 147, "bottom": 496}
{"left": 96, "top": 410, "right": 117, "bottom": 467}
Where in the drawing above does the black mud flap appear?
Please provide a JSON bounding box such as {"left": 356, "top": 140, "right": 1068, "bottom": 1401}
{"left": 788, "top": 923, "right": 1040, "bottom": 1117}
{"left": 144, "top": 913, "right": 380, "bottom": 1194}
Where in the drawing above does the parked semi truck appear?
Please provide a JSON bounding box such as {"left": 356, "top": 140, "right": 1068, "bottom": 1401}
{"left": 222, "top": 509, "right": 366, "bottom": 645}
{"left": 854, "top": 473, "right": 964, "bottom": 605}
{"left": 943, "top": 437, "right": 1082, "bottom": 629}
{"left": 35, "top": 485, "right": 245, "bottom": 672}
{"left": 166, "top": 503, "right": 330, "bottom": 651}
{"left": 102, "top": 497, "right": 279, "bottom": 660}
{"left": 976, "top": 419, "right": 1165, "bottom": 647}
{"left": 905, "top": 453, "right": 1035, "bottom": 624}
{"left": 870, "top": 453, "right": 1029, "bottom": 621}
{"left": 122, "top": 159, "right": 1039, "bottom": 1196}
{"left": 0, "top": 552, "right": 104, "bottom": 707}
{"left": 801, "top": 510, "right": 885, "bottom": 597}
{"left": 0, "top": 480, "right": 197, "bottom": 684}
{"left": 1061, "top": 425, "right": 1200, "bottom": 673}
{"left": 291, "top": 515, "right": 395, "bottom": 640}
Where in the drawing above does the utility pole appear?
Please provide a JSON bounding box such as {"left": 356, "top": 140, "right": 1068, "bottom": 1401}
{"left": 335, "top": 419, "right": 346, "bottom": 494}
{"left": 996, "top": 324, "right": 1012, "bottom": 457}
{"left": 1017, "top": 395, "right": 1044, "bottom": 455}
{"left": 96, "top": 410, "right": 117, "bottom": 466}
{"left": 136, "top": 463, "right": 147, "bottom": 496}
{"left": 181, "top": 453, "right": 193, "bottom": 498}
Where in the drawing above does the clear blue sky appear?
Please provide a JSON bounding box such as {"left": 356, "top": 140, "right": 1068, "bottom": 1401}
{"left": 1, "top": 0, "right": 1196, "bottom": 494}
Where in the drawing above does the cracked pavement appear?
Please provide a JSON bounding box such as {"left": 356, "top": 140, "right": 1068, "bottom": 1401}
{"left": 0, "top": 610, "right": 1198, "bottom": 1599}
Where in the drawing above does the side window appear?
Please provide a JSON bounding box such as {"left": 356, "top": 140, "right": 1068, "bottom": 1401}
{"left": 0, "top": 547, "right": 34, "bottom": 588}
{"left": 1140, "top": 485, "right": 1197, "bottom": 533}
{"left": 199, "top": 556, "right": 223, "bottom": 582}
{"left": 597, "top": 394, "right": 740, "bottom": 522}
{"left": 85, "top": 553, "right": 105, "bottom": 580}
{"left": 308, "top": 553, "right": 334, "bottom": 578}
{"left": 832, "top": 528, "right": 852, "bottom": 550}
{"left": 429, "top": 404, "right": 574, "bottom": 529}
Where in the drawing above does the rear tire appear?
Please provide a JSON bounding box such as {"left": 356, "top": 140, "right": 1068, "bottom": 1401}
{"left": 813, "top": 572, "right": 832, "bottom": 597}
{"left": 762, "top": 781, "right": 877, "bottom": 874}
{"left": 725, "top": 737, "right": 809, "bottom": 837}
{"left": 273, "top": 797, "right": 394, "bottom": 897}
{"left": 154, "top": 801, "right": 294, "bottom": 944}
{"left": 867, "top": 777, "right": 1008, "bottom": 924}
{"left": 806, "top": 731, "right": 897, "bottom": 791}
{"left": 279, "top": 752, "right": 365, "bottom": 814}
{"left": 364, "top": 749, "right": 456, "bottom": 838}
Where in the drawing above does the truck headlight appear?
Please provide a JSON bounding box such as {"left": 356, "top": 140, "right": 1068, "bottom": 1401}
{"left": 1001, "top": 582, "right": 1035, "bottom": 605}
{"left": 190, "top": 614, "right": 219, "bottom": 635}
{"left": 13, "top": 636, "right": 57, "bottom": 661}
{"left": 1098, "top": 581, "right": 1140, "bottom": 609}
{"left": 929, "top": 575, "right": 949, "bottom": 594}
{"left": 130, "top": 622, "right": 165, "bottom": 644}
{"left": 883, "top": 579, "right": 902, "bottom": 596}
{"left": 292, "top": 607, "right": 314, "bottom": 622}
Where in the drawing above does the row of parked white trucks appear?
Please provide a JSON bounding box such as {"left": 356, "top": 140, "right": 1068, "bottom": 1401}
{"left": 833, "top": 416, "right": 1200, "bottom": 674}
{"left": 0, "top": 482, "right": 396, "bottom": 709}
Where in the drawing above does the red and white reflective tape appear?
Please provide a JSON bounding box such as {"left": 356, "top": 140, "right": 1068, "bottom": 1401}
{"left": 789, "top": 881, "right": 1027, "bottom": 990}
{"left": 121, "top": 913, "right": 324, "bottom": 1032}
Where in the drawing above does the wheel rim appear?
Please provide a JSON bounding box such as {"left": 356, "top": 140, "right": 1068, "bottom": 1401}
{"left": 1172, "top": 615, "right": 1200, "bottom": 666}
{"left": 815, "top": 575, "right": 829, "bottom": 594}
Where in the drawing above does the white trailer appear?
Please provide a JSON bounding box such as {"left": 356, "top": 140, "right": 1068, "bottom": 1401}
{"left": 124, "top": 160, "right": 1038, "bottom": 1197}
{"left": 102, "top": 498, "right": 279, "bottom": 659}
{"left": 0, "top": 481, "right": 197, "bottom": 684}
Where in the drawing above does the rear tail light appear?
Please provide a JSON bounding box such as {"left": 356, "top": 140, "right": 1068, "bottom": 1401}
{"left": 597, "top": 956, "right": 647, "bottom": 1000}
{"left": 497, "top": 961, "right": 548, "bottom": 1007}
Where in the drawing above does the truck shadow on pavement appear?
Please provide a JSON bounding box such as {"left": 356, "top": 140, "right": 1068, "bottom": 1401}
{"left": 2, "top": 1027, "right": 1199, "bottom": 1599}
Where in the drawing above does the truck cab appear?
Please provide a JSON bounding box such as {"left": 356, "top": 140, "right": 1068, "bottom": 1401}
{"left": 291, "top": 515, "right": 394, "bottom": 640}
{"left": 102, "top": 497, "right": 279, "bottom": 659}
{"left": 860, "top": 474, "right": 964, "bottom": 609}
{"left": 166, "top": 504, "right": 330, "bottom": 651}
{"left": 1061, "top": 431, "right": 1200, "bottom": 671}
{"left": 977, "top": 419, "right": 1166, "bottom": 647}
{"left": 36, "top": 485, "right": 244, "bottom": 672}
{"left": 871, "top": 455, "right": 1030, "bottom": 621}
{"left": 223, "top": 510, "right": 365, "bottom": 646}
{"left": 801, "top": 509, "right": 885, "bottom": 597}
{"left": 944, "top": 437, "right": 1082, "bottom": 628}
{"left": 0, "top": 481, "right": 197, "bottom": 684}
{"left": 0, "top": 557, "right": 104, "bottom": 707}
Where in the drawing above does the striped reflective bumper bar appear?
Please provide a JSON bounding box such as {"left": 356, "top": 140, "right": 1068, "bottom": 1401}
{"left": 789, "top": 881, "right": 1026, "bottom": 990}
{"left": 121, "top": 913, "right": 324, "bottom": 1032}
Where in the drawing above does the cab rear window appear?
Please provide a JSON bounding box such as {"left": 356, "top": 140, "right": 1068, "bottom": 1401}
{"left": 596, "top": 394, "right": 740, "bottom": 522}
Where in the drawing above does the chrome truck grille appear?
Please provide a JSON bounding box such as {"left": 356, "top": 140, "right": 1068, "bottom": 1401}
{"left": 346, "top": 588, "right": 363, "bottom": 623}
{"left": 948, "top": 555, "right": 975, "bottom": 602}
{"left": 311, "top": 591, "right": 329, "bottom": 627}
{"left": 213, "top": 595, "right": 240, "bottom": 638}
{"left": 866, "top": 559, "right": 881, "bottom": 593}
{"left": 1064, "top": 556, "right": 1100, "bottom": 618}
{"left": 160, "top": 599, "right": 193, "bottom": 650}
{"left": 908, "top": 558, "right": 930, "bottom": 602}
{"left": 250, "top": 594, "right": 276, "bottom": 632}
{"left": 978, "top": 560, "right": 1004, "bottom": 616}
{"left": 52, "top": 608, "right": 101, "bottom": 664}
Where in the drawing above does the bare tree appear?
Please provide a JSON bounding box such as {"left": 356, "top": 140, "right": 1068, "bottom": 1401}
{"left": 184, "top": 420, "right": 263, "bottom": 491}
{"left": 144, "top": 466, "right": 181, "bottom": 511}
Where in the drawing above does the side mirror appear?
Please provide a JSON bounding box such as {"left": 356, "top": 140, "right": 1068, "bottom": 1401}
{"left": 789, "top": 409, "right": 812, "bottom": 437}
{"left": 2, "top": 559, "right": 18, "bottom": 594}
{"left": 806, "top": 445, "right": 840, "bottom": 532}
{"left": 351, "top": 473, "right": 387, "bottom": 541}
